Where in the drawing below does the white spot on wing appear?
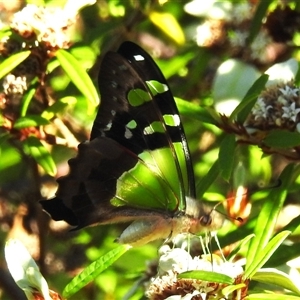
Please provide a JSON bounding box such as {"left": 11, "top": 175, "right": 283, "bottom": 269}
{"left": 124, "top": 127, "right": 133, "bottom": 139}
{"left": 143, "top": 125, "right": 154, "bottom": 135}
{"left": 133, "top": 54, "right": 144, "bottom": 61}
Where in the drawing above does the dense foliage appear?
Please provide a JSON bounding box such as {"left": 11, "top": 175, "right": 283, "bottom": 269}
{"left": 1, "top": 0, "right": 300, "bottom": 299}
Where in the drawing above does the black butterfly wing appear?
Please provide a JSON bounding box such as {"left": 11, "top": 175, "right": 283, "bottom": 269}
{"left": 41, "top": 42, "right": 195, "bottom": 230}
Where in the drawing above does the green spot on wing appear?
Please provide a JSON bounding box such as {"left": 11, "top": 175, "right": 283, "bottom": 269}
{"left": 126, "top": 120, "right": 137, "bottom": 129}
{"left": 163, "top": 114, "right": 180, "bottom": 126}
{"left": 144, "top": 121, "right": 165, "bottom": 135}
{"left": 128, "top": 88, "right": 151, "bottom": 106}
{"left": 146, "top": 80, "right": 168, "bottom": 95}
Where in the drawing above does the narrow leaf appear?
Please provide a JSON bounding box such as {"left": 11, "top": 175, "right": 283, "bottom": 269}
{"left": 230, "top": 74, "right": 269, "bottom": 123}
{"left": 63, "top": 245, "right": 131, "bottom": 298}
{"left": 20, "top": 85, "right": 37, "bottom": 117}
{"left": 218, "top": 134, "right": 236, "bottom": 182}
{"left": 56, "top": 49, "right": 99, "bottom": 110}
{"left": 178, "top": 270, "right": 233, "bottom": 285}
{"left": 196, "top": 159, "right": 220, "bottom": 199}
{"left": 247, "top": 0, "right": 272, "bottom": 44}
{"left": 14, "top": 116, "right": 50, "bottom": 129}
{"left": 247, "top": 294, "right": 300, "bottom": 300}
{"left": 227, "top": 234, "right": 255, "bottom": 262}
{"left": 253, "top": 268, "right": 300, "bottom": 295}
{"left": 149, "top": 11, "right": 185, "bottom": 45}
{"left": 0, "top": 51, "right": 31, "bottom": 79}
{"left": 23, "top": 136, "right": 56, "bottom": 176}
{"left": 245, "top": 164, "right": 293, "bottom": 275}
{"left": 41, "top": 96, "right": 77, "bottom": 120}
{"left": 263, "top": 130, "right": 300, "bottom": 148}
{"left": 175, "top": 97, "right": 219, "bottom": 125}
{"left": 244, "top": 231, "right": 291, "bottom": 279}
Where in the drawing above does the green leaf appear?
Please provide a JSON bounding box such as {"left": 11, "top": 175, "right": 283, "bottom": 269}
{"left": 175, "top": 97, "right": 219, "bottom": 126}
{"left": 244, "top": 231, "right": 291, "bottom": 279}
{"left": 230, "top": 74, "right": 269, "bottom": 123}
{"left": 222, "top": 284, "right": 246, "bottom": 297}
{"left": 247, "top": 0, "right": 272, "bottom": 44}
{"left": 263, "top": 130, "right": 300, "bottom": 148}
{"left": 14, "top": 116, "right": 50, "bottom": 129}
{"left": 178, "top": 270, "right": 234, "bottom": 285}
{"left": 196, "top": 159, "right": 220, "bottom": 199}
{"left": 295, "top": 61, "right": 300, "bottom": 86}
{"left": 62, "top": 245, "right": 131, "bottom": 298}
{"left": 218, "top": 134, "right": 236, "bottom": 182}
{"left": 41, "top": 96, "right": 77, "bottom": 120}
{"left": 0, "top": 51, "right": 31, "bottom": 79}
{"left": 56, "top": 49, "right": 99, "bottom": 111}
{"left": 23, "top": 136, "right": 56, "bottom": 176}
{"left": 247, "top": 294, "right": 300, "bottom": 300}
{"left": 253, "top": 268, "right": 300, "bottom": 295}
{"left": 227, "top": 234, "right": 255, "bottom": 262}
{"left": 149, "top": 11, "right": 185, "bottom": 45}
{"left": 20, "top": 85, "right": 37, "bottom": 117}
{"left": 245, "top": 164, "right": 294, "bottom": 278}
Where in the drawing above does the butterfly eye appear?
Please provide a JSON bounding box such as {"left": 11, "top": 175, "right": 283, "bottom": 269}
{"left": 199, "top": 214, "right": 213, "bottom": 227}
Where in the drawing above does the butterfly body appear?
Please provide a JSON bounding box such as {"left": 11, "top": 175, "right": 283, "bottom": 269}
{"left": 40, "top": 42, "right": 221, "bottom": 246}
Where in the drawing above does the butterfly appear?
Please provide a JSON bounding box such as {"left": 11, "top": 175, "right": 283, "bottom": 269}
{"left": 40, "top": 41, "right": 222, "bottom": 246}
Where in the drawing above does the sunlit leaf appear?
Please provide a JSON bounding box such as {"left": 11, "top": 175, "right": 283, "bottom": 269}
{"left": 179, "top": 270, "right": 233, "bottom": 284}
{"left": 14, "top": 115, "right": 50, "bottom": 129}
{"left": 63, "top": 245, "right": 131, "bottom": 298}
{"left": 247, "top": 293, "right": 300, "bottom": 299}
{"left": 149, "top": 11, "right": 185, "bottom": 45}
{"left": 41, "top": 96, "right": 77, "bottom": 119}
{"left": 0, "top": 51, "right": 31, "bottom": 79}
{"left": 245, "top": 164, "right": 293, "bottom": 276}
{"left": 56, "top": 49, "right": 99, "bottom": 111}
{"left": 23, "top": 136, "right": 56, "bottom": 176}
{"left": 5, "top": 239, "right": 52, "bottom": 300}
{"left": 244, "top": 231, "right": 291, "bottom": 279}
{"left": 20, "top": 85, "right": 37, "bottom": 117}
{"left": 253, "top": 268, "right": 300, "bottom": 295}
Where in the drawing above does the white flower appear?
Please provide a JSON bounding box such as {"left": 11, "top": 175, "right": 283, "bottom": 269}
{"left": 3, "top": 74, "right": 27, "bottom": 94}
{"left": 158, "top": 246, "right": 194, "bottom": 274}
{"left": 282, "top": 102, "right": 300, "bottom": 122}
{"left": 146, "top": 247, "right": 244, "bottom": 299}
{"left": 5, "top": 239, "right": 51, "bottom": 300}
{"left": 279, "top": 85, "right": 299, "bottom": 98}
{"left": 251, "top": 97, "right": 270, "bottom": 120}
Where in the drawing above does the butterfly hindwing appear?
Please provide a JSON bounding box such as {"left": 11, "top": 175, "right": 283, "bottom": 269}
{"left": 40, "top": 42, "right": 195, "bottom": 230}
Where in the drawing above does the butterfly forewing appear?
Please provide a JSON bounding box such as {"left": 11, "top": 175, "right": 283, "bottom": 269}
{"left": 92, "top": 42, "right": 195, "bottom": 207}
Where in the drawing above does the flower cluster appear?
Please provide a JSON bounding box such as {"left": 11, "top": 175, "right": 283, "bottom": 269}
{"left": 146, "top": 245, "right": 245, "bottom": 300}
{"left": 185, "top": 1, "right": 293, "bottom": 65}
{"left": 245, "top": 81, "right": 300, "bottom": 132}
{"left": 10, "top": 4, "right": 74, "bottom": 49}
{"left": 0, "top": 1, "right": 95, "bottom": 133}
